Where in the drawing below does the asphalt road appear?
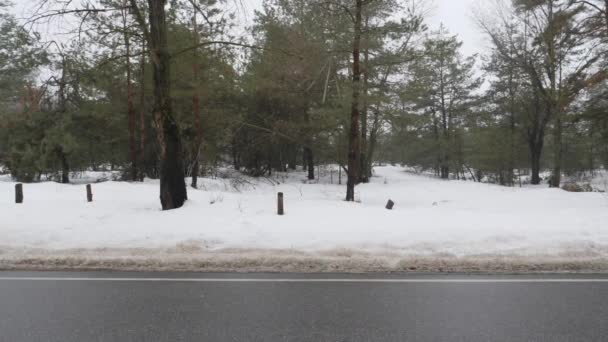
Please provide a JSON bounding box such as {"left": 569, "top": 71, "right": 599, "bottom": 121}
{"left": 1, "top": 272, "right": 608, "bottom": 342}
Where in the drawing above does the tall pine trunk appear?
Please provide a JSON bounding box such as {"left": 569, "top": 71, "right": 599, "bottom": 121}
{"left": 123, "top": 11, "right": 137, "bottom": 182}
{"left": 507, "top": 66, "right": 516, "bottom": 186}
{"left": 191, "top": 13, "right": 203, "bottom": 189}
{"left": 346, "top": 0, "right": 363, "bottom": 202}
{"left": 527, "top": 92, "right": 545, "bottom": 185}
{"left": 148, "top": 0, "right": 187, "bottom": 210}
{"left": 139, "top": 40, "right": 147, "bottom": 181}
{"left": 546, "top": 1, "right": 561, "bottom": 188}
{"left": 359, "top": 16, "right": 370, "bottom": 183}
{"left": 57, "top": 57, "right": 70, "bottom": 184}
{"left": 304, "top": 108, "right": 314, "bottom": 180}
{"left": 60, "top": 152, "right": 70, "bottom": 184}
{"left": 550, "top": 117, "right": 562, "bottom": 187}
{"left": 367, "top": 108, "right": 380, "bottom": 177}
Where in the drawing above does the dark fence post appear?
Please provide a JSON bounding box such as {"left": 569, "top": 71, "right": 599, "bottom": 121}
{"left": 86, "top": 184, "right": 93, "bottom": 202}
{"left": 277, "top": 192, "right": 284, "bottom": 215}
{"left": 15, "top": 184, "right": 23, "bottom": 204}
{"left": 386, "top": 199, "right": 395, "bottom": 210}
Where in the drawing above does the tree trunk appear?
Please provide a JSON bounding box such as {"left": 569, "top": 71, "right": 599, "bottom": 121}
{"left": 439, "top": 129, "right": 449, "bottom": 179}
{"left": 507, "top": 67, "right": 516, "bottom": 187}
{"left": 546, "top": 1, "right": 561, "bottom": 188}
{"left": 288, "top": 144, "right": 297, "bottom": 170}
{"left": 304, "top": 146, "right": 314, "bottom": 180}
{"left": 191, "top": 12, "right": 203, "bottom": 189}
{"left": 432, "top": 111, "right": 440, "bottom": 176}
{"left": 529, "top": 141, "right": 543, "bottom": 185}
{"left": 367, "top": 108, "right": 380, "bottom": 177}
{"left": 60, "top": 151, "right": 70, "bottom": 184}
{"left": 139, "top": 44, "right": 147, "bottom": 181}
{"left": 346, "top": 0, "right": 363, "bottom": 202}
{"left": 148, "top": 0, "right": 187, "bottom": 210}
{"left": 527, "top": 90, "right": 546, "bottom": 185}
{"left": 440, "top": 166, "right": 449, "bottom": 180}
{"left": 359, "top": 16, "right": 370, "bottom": 184}
{"left": 124, "top": 7, "right": 137, "bottom": 182}
{"left": 303, "top": 106, "right": 314, "bottom": 179}
{"left": 191, "top": 159, "right": 200, "bottom": 188}
{"left": 550, "top": 116, "right": 562, "bottom": 188}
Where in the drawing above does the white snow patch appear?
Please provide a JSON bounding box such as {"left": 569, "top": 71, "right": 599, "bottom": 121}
{"left": 1, "top": 166, "right": 607, "bottom": 272}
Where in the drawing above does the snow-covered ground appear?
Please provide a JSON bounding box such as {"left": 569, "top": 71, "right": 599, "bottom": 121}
{"left": 1, "top": 166, "right": 607, "bottom": 272}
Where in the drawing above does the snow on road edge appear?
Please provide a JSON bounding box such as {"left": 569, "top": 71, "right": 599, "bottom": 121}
{"left": 2, "top": 247, "right": 608, "bottom": 273}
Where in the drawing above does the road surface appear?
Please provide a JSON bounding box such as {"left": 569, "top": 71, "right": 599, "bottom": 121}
{"left": 1, "top": 272, "right": 607, "bottom": 341}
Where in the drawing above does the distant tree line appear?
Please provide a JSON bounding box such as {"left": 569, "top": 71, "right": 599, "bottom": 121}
{"left": 0, "top": 0, "right": 607, "bottom": 209}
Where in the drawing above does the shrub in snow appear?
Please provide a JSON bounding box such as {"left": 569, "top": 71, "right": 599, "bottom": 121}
{"left": 209, "top": 193, "right": 224, "bottom": 205}
{"left": 561, "top": 183, "right": 593, "bottom": 193}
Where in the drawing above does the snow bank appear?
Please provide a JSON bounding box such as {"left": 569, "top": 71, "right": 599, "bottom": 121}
{"left": 1, "top": 166, "right": 607, "bottom": 272}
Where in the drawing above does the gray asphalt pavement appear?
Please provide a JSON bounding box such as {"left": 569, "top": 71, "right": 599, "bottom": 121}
{"left": 1, "top": 272, "right": 607, "bottom": 342}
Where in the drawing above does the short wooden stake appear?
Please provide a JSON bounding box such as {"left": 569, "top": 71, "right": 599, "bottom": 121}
{"left": 386, "top": 199, "right": 395, "bottom": 210}
{"left": 15, "top": 183, "right": 23, "bottom": 204}
{"left": 86, "top": 184, "right": 93, "bottom": 202}
{"left": 277, "top": 192, "right": 284, "bottom": 215}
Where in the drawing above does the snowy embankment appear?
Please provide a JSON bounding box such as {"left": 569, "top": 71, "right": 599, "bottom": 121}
{"left": 1, "top": 166, "right": 608, "bottom": 272}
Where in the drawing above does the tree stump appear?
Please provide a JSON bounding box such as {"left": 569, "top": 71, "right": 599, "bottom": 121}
{"left": 386, "top": 199, "right": 395, "bottom": 210}
{"left": 277, "top": 192, "right": 284, "bottom": 215}
{"left": 15, "top": 184, "right": 23, "bottom": 204}
{"left": 86, "top": 184, "right": 93, "bottom": 202}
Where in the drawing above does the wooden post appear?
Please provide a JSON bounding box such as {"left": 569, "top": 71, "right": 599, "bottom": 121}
{"left": 386, "top": 199, "right": 395, "bottom": 210}
{"left": 15, "top": 184, "right": 23, "bottom": 204}
{"left": 86, "top": 184, "right": 93, "bottom": 202}
{"left": 277, "top": 192, "right": 284, "bottom": 215}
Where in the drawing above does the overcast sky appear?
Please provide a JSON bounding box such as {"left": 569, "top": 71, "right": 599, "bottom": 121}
{"left": 237, "top": 0, "right": 487, "bottom": 57}
{"left": 12, "top": 0, "right": 488, "bottom": 58}
{"left": 427, "top": 0, "right": 487, "bottom": 56}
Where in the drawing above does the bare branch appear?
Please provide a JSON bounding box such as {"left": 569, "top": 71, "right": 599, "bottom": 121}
{"left": 171, "top": 40, "right": 302, "bottom": 59}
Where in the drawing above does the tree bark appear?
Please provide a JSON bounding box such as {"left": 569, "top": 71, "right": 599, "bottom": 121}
{"left": 304, "top": 146, "right": 314, "bottom": 180}
{"left": 546, "top": 1, "right": 561, "bottom": 188}
{"left": 60, "top": 151, "right": 70, "bottom": 184}
{"left": 191, "top": 12, "right": 203, "bottom": 189}
{"left": 507, "top": 61, "right": 517, "bottom": 187}
{"left": 367, "top": 107, "right": 381, "bottom": 177}
{"left": 147, "top": 0, "right": 187, "bottom": 210}
{"left": 550, "top": 116, "right": 562, "bottom": 187}
{"left": 303, "top": 106, "right": 314, "bottom": 180}
{"left": 359, "top": 15, "right": 370, "bottom": 183}
{"left": 139, "top": 40, "right": 147, "bottom": 181}
{"left": 346, "top": 0, "right": 363, "bottom": 202}
{"left": 530, "top": 143, "right": 542, "bottom": 185}
{"left": 527, "top": 92, "right": 546, "bottom": 185}
{"left": 287, "top": 144, "right": 297, "bottom": 170}
{"left": 125, "top": 33, "right": 138, "bottom": 181}
{"left": 57, "top": 57, "right": 70, "bottom": 184}
{"left": 123, "top": 5, "right": 137, "bottom": 182}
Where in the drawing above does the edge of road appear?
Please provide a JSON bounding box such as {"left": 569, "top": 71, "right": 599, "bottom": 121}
{"left": 2, "top": 251, "right": 608, "bottom": 274}
{"left": 2, "top": 270, "right": 608, "bottom": 281}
